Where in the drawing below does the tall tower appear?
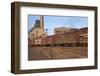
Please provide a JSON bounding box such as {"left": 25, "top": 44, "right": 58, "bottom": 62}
{"left": 40, "top": 16, "right": 44, "bottom": 32}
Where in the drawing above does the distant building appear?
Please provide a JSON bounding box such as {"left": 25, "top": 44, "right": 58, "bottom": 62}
{"left": 54, "top": 27, "right": 78, "bottom": 34}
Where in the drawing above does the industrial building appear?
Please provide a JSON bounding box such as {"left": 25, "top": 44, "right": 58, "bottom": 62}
{"left": 54, "top": 27, "right": 78, "bottom": 34}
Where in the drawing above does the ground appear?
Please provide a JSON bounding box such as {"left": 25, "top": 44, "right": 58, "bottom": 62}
{"left": 28, "top": 46, "right": 88, "bottom": 60}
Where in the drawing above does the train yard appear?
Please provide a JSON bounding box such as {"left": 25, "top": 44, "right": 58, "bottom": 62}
{"left": 28, "top": 46, "right": 87, "bottom": 60}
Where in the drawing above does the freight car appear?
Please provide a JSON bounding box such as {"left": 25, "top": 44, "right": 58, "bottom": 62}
{"left": 78, "top": 27, "right": 88, "bottom": 46}
{"left": 42, "top": 31, "right": 80, "bottom": 47}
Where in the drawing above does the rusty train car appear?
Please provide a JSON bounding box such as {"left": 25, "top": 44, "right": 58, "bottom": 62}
{"left": 29, "top": 27, "right": 88, "bottom": 47}
{"left": 42, "top": 31, "right": 79, "bottom": 46}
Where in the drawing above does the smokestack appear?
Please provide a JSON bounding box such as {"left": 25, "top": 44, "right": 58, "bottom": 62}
{"left": 40, "top": 16, "right": 44, "bottom": 32}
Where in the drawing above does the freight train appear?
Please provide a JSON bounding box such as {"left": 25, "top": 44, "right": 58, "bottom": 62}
{"left": 29, "top": 27, "right": 88, "bottom": 47}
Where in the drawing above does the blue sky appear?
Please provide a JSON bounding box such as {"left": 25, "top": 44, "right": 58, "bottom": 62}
{"left": 28, "top": 15, "right": 88, "bottom": 35}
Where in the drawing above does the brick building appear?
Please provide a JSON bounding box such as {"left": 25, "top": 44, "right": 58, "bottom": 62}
{"left": 54, "top": 27, "right": 78, "bottom": 35}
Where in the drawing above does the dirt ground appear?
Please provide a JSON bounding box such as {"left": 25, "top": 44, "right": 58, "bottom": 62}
{"left": 28, "top": 46, "right": 88, "bottom": 60}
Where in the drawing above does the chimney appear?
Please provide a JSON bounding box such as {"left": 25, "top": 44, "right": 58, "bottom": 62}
{"left": 40, "top": 16, "right": 44, "bottom": 32}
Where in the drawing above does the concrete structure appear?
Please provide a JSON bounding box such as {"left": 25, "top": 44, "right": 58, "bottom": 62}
{"left": 54, "top": 27, "right": 78, "bottom": 34}
{"left": 28, "top": 16, "right": 47, "bottom": 44}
